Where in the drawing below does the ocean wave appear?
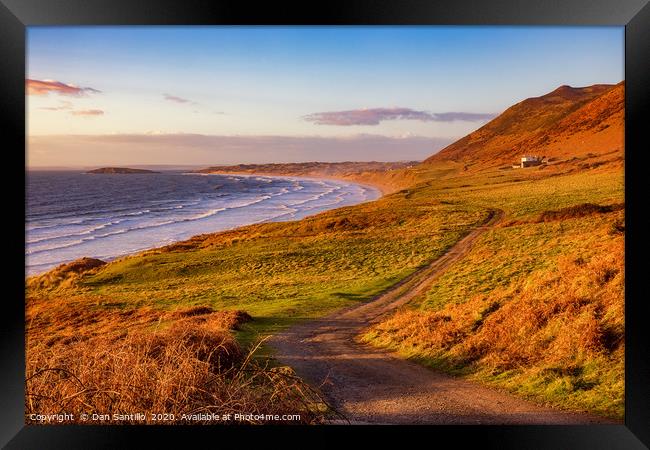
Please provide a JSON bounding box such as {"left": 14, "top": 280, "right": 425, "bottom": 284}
{"left": 27, "top": 200, "right": 202, "bottom": 232}
{"left": 27, "top": 194, "right": 276, "bottom": 256}
{"left": 286, "top": 185, "right": 341, "bottom": 207}
{"left": 26, "top": 219, "right": 125, "bottom": 244}
{"left": 26, "top": 174, "right": 379, "bottom": 275}
{"left": 27, "top": 204, "right": 150, "bottom": 222}
{"left": 126, "top": 209, "right": 151, "bottom": 216}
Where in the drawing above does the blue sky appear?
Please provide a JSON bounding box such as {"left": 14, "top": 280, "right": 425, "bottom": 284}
{"left": 26, "top": 26, "right": 624, "bottom": 166}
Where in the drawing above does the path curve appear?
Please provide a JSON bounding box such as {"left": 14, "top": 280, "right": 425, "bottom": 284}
{"left": 270, "top": 209, "right": 616, "bottom": 424}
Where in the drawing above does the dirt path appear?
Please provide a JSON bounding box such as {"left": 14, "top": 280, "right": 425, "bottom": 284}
{"left": 270, "top": 210, "right": 616, "bottom": 424}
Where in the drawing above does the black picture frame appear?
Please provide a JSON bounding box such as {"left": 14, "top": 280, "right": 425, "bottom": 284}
{"left": 2, "top": 0, "right": 649, "bottom": 448}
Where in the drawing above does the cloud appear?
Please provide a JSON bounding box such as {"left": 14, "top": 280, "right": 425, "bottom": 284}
{"left": 163, "top": 94, "right": 225, "bottom": 115}
{"left": 39, "top": 101, "right": 73, "bottom": 111}
{"left": 28, "top": 133, "right": 454, "bottom": 167}
{"left": 27, "top": 79, "right": 101, "bottom": 97}
{"left": 303, "top": 107, "right": 495, "bottom": 126}
{"left": 70, "top": 109, "right": 104, "bottom": 117}
{"left": 163, "top": 93, "right": 192, "bottom": 104}
{"left": 38, "top": 101, "right": 104, "bottom": 116}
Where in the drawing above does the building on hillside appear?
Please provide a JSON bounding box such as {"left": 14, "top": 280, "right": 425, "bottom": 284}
{"left": 520, "top": 155, "right": 543, "bottom": 168}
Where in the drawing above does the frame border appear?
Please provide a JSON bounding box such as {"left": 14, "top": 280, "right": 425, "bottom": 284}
{"left": 2, "top": 1, "right": 649, "bottom": 448}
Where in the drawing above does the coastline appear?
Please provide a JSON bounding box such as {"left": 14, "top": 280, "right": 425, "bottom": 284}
{"left": 27, "top": 173, "right": 385, "bottom": 278}
{"left": 194, "top": 170, "right": 393, "bottom": 196}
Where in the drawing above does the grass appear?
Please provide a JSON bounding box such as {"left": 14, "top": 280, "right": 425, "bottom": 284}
{"left": 361, "top": 166, "right": 625, "bottom": 419}
{"left": 29, "top": 185, "right": 487, "bottom": 340}
{"left": 26, "top": 158, "right": 625, "bottom": 421}
{"left": 26, "top": 308, "right": 335, "bottom": 424}
{"left": 25, "top": 169, "right": 488, "bottom": 421}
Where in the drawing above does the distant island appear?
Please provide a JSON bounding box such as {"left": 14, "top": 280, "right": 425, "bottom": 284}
{"left": 86, "top": 167, "right": 160, "bottom": 174}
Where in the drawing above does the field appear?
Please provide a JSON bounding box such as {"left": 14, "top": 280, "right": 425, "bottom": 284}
{"left": 26, "top": 157, "right": 624, "bottom": 421}
{"left": 25, "top": 163, "right": 487, "bottom": 422}
{"left": 362, "top": 165, "right": 624, "bottom": 418}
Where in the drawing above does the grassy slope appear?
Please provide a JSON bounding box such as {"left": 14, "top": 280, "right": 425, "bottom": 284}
{"left": 26, "top": 82, "right": 625, "bottom": 420}
{"left": 425, "top": 82, "right": 623, "bottom": 170}
{"left": 27, "top": 161, "right": 487, "bottom": 349}
{"left": 26, "top": 160, "right": 624, "bottom": 420}
{"left": 362, "top": 165, "right": 624, "bottom": 419}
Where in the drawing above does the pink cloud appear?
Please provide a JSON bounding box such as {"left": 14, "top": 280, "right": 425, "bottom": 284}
{"left": 163, "top": 93, "right": 192, "bottom": 104}
{"left": 70, "top": 109, "right": 104, "bottom": 117}
{"left": 27, "top": 79, "right": 101, "bottom": 97}
{"left": 39, "top": 101, "right": 73, "bottom": 111}
{"left": 303, "top": 107, "right": 495, "bottom": 126}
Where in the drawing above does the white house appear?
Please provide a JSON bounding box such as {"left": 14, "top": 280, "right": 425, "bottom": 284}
{"left": 520, "top": 155, "right": 542, "bottom": 168}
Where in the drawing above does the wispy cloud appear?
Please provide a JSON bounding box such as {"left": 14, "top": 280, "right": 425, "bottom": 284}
{"left": 163, "top": 94, "right": 225, "bottom": 116}
{"left": 163, "top": 93, "right": 193, "bottom": 104}
{"left": 27, "top": 79, "right": 101, "bottom": 97}
{"left": 39, "top": 101, "right": 73, "bottom": 111}
{"left": 70, "top": 109, "right": 104, "bottom": 117}
{"left": 303, "top": 107, "right": 495, "bottom": 126}
{"left": 38, "top": 101, "right": 104, "bottom": 116}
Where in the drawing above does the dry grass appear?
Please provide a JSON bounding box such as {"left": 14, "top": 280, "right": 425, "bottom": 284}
{"left": 26, "top": 309, "right": 335, "bottom": 424}
{"left": 501, "top": 202, "right": 625, "bottom": 229}
{"left": 25, "top": 162, "right": 624, "bottom": 422}
{"left": 535, "top": 202, "right": 624, "bottom": 223}
{"left": 363, "top": 239, "right": 624, "bottom": 417}
{"left": 165, "top": 307, "right": 253, "bottom": 331}
{"left": 27, "top": 257, "right": 106, "bottom": 291}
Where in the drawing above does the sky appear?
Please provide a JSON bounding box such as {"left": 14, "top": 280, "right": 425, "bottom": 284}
{"left": 26, "top": 26, "right": 624, "bottom": 168}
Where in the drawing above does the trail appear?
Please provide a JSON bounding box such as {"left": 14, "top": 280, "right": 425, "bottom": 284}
{"left": 270, "top": 209, "right": 615, "bottom": 424}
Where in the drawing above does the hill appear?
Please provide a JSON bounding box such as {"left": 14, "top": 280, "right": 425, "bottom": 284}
{"left": 425, "top": 82, "right": 624, "bottom": 170}
{"left": 196, "top": 161, "right": 421, "bottom": 194}
{"left": 87, "top": 167, "right": 160, "bottom": 174}
{"left": 26, "top": 82, "right": 625, "bottom": 423}
{"left": 196, "top": 161, "right": 418, "bottom": 176}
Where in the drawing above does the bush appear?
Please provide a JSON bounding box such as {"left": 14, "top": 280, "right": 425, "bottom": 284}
{"left": 26, "top": 314, "right": 332, "bottom": 424}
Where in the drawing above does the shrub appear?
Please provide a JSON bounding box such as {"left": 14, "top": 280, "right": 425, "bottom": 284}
{"left": 26, "top": 312, "right": 331, "bottom": 424}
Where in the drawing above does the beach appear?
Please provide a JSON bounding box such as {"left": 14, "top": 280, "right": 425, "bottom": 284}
{"left": 26, "top": 171, "right": 381, "bottom": 276}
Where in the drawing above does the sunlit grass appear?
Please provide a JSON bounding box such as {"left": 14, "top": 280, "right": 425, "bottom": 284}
{"left": 361, "top": 165, "right": 625, "bottom": 419}
{"left": 26, "top": 160, "right": 625, "bottom": 420}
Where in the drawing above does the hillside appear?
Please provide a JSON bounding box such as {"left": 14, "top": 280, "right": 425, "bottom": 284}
{"left": 87, "top": 167, "right": 160, "bottom": 174}
{"left": 196, "top": 161, "right": 421, "bottom": 194}
{"left": 26, "top": 82, "right": 625, "bottom": 422}
{"left": 196, "top": 161, "right": 418, "bottom": 175}
{"left": 425, "top": 82, "right": 624, "bottom": 170}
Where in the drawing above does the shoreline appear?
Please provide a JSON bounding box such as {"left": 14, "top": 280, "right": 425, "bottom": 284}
{"left": 193, "top": 170, "right": 396, "bottom": 197}
{"left": 26, "top": 173, "right": 385, "bottom": 279}
{"left": 191, "top": 170, "right": 389, "bottom": 196}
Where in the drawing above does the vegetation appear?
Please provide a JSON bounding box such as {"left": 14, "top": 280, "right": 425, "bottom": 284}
{"left": 361, "top": 168, "right": 624, "bottom": 419}
{"left": 28, "top": 182, "right": 487, "bottom": 339}
{"left": 26, "top": 82, "right": 625, "bottom": 422}
{"left": 27, "top": 307, "right": 333, "bottom": 424}
{"left": 425, "top": 82, "right": 623, "bottom": 169}
{"left": 27, "top": 163, "right": 624, "bottom": 420}
{"left": 25, "top": 169, "right": 488, "bottom": 421}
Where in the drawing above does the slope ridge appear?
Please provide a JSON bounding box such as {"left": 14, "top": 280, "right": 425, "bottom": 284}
{"left": 424, "top": 82, "right": 623, "bottom": 168}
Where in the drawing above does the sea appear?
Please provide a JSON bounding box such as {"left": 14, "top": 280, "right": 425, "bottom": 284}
{"left": 26, "top": 171, "right": 381, "bottom": 276}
